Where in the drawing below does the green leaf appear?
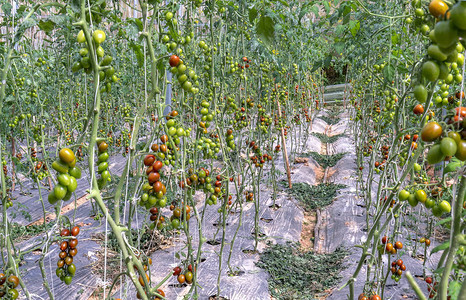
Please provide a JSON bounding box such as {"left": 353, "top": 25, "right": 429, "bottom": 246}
{"left": 128, "top": 18, "right": 143, "bottom": 31}
{"left": 278, "top": 0, "right": 289, "bottom": 7}
{"left": 156, "top": 59, "right": 165, "bottom": 75}
{"left": 435, "top": 216, "right": 451, "bottom": 227}
{"left": 249, "top": 7, "right": 258, "bottom": 23}
{"left": 38, "top": 20, "right": 56, "bottom": 33}
{"left": 323, "top": 55, "right": 332, "bottom": 67}
{"left": 70, "top": 0, "right": 80, "bottom": 13}
{"left": 323, "top": 1, "right": 330, "bottom": 13}
{"left": 397, "top": 64, "right": 408, "bottom": 74}
{"left": 335, "top": 42, "right": 345, "bottom": 54}
{"left": 448, "top": 280, "right": 462, "bottom": 300}
{"left": 383, "top": 64, "right": 395, "bottom": 83}
{"left": 129, "top": 43, "right": 144, "bottom": 67}
{"left": 1, "top": 3, "right": 12, "bottom": 16}
{"left": 256, "top": 16, "right": 275, "bottom": 46}
{"left": 391, "top": 33, "right": 399, "bottom": 45}
{"left": 431, "top": 241, "right": 450, "bottom": 255}
{"left": 349, "top": 20, "right": 360, "bottom": 37}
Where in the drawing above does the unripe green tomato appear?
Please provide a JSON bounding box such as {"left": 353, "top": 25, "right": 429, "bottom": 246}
{"left": 68, "top": 176, "right": 78, "bottom": 192}
{"left": 58, "top": 173, "right": 71, "bottom": 186}
{"left": 398, "top": 190, "right": 410, "bottom": 201}
{"left": 408, "top": 194, "right": 418, "bottom": 207}
{"left": 54, "top": 184, "right": 68, "bottom": 200}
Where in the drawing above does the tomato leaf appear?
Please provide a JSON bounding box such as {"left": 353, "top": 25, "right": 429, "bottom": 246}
{"left": 129, "top": 43, "right": 144, "bottom": 67}
{"left": 70, "top": 0, "right": 81, "bottom": 13}
{"left": 323, "top": 1, "right": 331, "bottom": 14}
{"left": 256, "top": 16, "right": 275, "bottom": 46}
{"left": 249, "top": 7, "right": 258, "bottom": 24}
{"left": 278, "top": 0, "right": 289, "bottom": 7}
{"left": 38, "top": 20, "right": 56, "bottom": 34}
{"left": 383, "top": 64, "right": 395, "bottom": 83}
{"left": 448, "top": 280, "right": 462, "bottom": 300}
{"left": 431, "top": 241, "right": 449, "bottom": 255}
{"left": 1, "top": 3, "right": 12, "bottom": 16}
{"left": 435, "top": 216, "right": 451, "bottom": 227}
{"left": 156, "top": 59, "right": 165, "bottom": 75}
{"left": 349, "top": 20, "right": 360, "bottom": 37}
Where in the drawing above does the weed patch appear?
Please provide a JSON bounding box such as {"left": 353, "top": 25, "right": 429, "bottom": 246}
{"left": 306, "top": 151, "right": 346, "bottom": 168}
{"left": 256, "top": 242, "right": 347, "bottom": 299}
{"left": 284, "top": 182, "right": 346, "bottom": 210}
{"left": 311, "top": 132, "right": 344, "bottom": 144}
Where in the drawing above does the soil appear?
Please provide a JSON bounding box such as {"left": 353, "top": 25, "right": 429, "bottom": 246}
{"left": 300, "top": 210, "right": 316, "bottom": 251}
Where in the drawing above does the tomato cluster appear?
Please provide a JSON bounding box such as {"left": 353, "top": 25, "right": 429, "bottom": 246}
{"left": 49, "top": 148, "right": 81, "bottom": 204}
{"left": 390, "top": 259, "right": 407, "bottom": 282}
{"left": 141, "top": 157, "right": 167, "bottom": 209}
{"left": 169, "top": 205, "right": 191, "bottom": 229}
{"left": 358, "top": 293, "right": 381, "bottom": 300}
{"left": 56, "top": 226, "right": 80, "bottom": 285}
{"left": 0, "top": 273, "right": 20, "bottom": 299}
{"left": 379, "top": 236, "right": 403, "bottom": 255}
{"left": 91, "top": 141, "right": 109, "bottom": 189}
{"left": 169, "top": 55, "right": 199, "bottom": 94}
{"left": 173, "top": 264, "right": 194, "bottom": 285}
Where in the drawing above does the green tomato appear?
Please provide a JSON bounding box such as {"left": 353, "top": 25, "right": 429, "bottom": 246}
{"left": 408, "top": 194, "right": 418, "bottom": 207}
{"left": 425, "top": 198, "right": 435, "bottom": 209}
{"left": 68, "top": 264, "right": 76, "bottom": 276}
{"left": 171, "top": 218, "right": 180, "bottom": 228}
{"left": 101, "top": 55, "right": 112, "bottom": 66}
{"left": 427, "top": 144, "right": 446, "bottom": 164}
{"left": 57, "top": 173, "right": 71, "bottom": 186}
{"left": 440, "top": 137, "right": 458, "bottom": 156}
{"left": 434, "top": 20, "right": 458, "bottom": 48}
{"left": 105, "top": 66, "right": 115, "bottom": 77}
{"left": 64, "top": 275, "right": 73, "bottom": 285}
{"left": 93, "top": 30, "right": 106, "bottom": 44}
{"left": 96, "top": 46, "right": 105, "bottom": 57}
{"left": 414, "top": 84, "right": 428, "bottom": 103}
{"left": 69, "top": 166, "right": 82, "bottom": 179}
{"left": 177, "top": 127, "right": 185, "bottom": 136}
{"left": 413, "top": 163, "right": 422, "bottom": 171}
{"left": 98, "top": 152, "right": 109, "bottom": 163}
{"left": 148, "top": 195, "right": 157, "bottom": 206}
{"left": 422, "top": 60, "right": 440, "bottom": 82}
{"left": 168, "top": 126, "right": 177, "bottom": 136}
{"left": 98, "top": 162, "right": 108, "bottom": 173}
{"left": 52, "top": 160, "right": 69, "bottom": 174}
{"left": 101, "top": 170, "right": 111, "bottom": 181}
{"left": 158, "top": 198, "right": 167, "bottom": 207}
{"left": 54, "top": 184, "right": 68, "bottom": 200}
{"left": 77, "top": 30, "right": 86, "bottom": 43}
{"left": 398, "top": 190, "right": 410, "bottom": 201}
{"left": 48, "top": 192, "right": 59, "bottom": 205}
{"left": 415, "top": 189, "right": 427, "bottom": 203}
{"left": 68, "top": 176, "right": 78, "bottom": 192}
{"left": 439, "top": 200, "right": 451, "bottom": 213}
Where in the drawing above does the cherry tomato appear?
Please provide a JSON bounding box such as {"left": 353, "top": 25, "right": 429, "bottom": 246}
{"left": 59, "top": 148, "right": 76, "bottom": 164}
{"left": 93, "top": 30, "right": 106, "bottom": 44}
{"left": 421, "top": 122, "right": 443, "bottom": 142}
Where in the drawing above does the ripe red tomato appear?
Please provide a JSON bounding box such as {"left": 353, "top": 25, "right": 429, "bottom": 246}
{"left": 173, "top": 266, "right": 182, "bottom": 276}
{"left": 169, "top": 55, "right": 180, "bottom": 67}
{"left": 413, "top": 104, "right": 424, "bottom": 115}
{"left": 71, "top": 226, "right": 80, "bottom": 236}
{"left": 144, "top": 155, "right": 156, "bottom": 166}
